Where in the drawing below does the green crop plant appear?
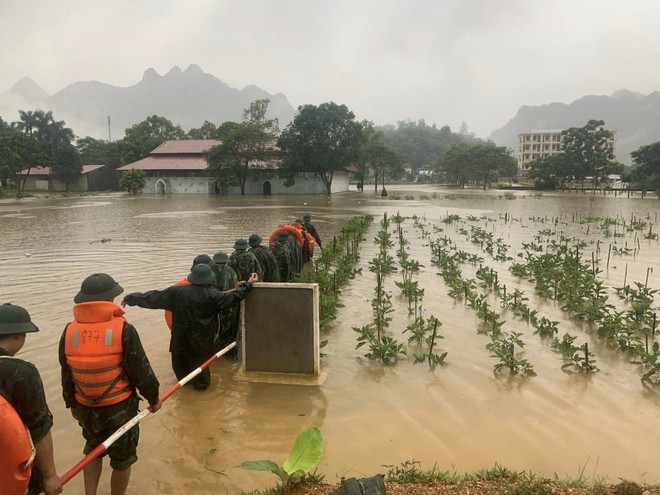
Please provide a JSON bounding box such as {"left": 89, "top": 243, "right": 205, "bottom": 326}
{"left": 240, "top": 427, "right": 323, "bottom": 494}
{"left": 561, "top": 343, "right": 599, "bottom": 373}
{"left": 442, "top": 213, "right": 461, "bottom": 224}
{"left": 551, "top": 333, "right": 580, "bottom": 356}
{"left": 487, "top": 332, "right": 535, "bottom": 376}
{"left": 533, "top": 317, "right": 559, "bottom": 338}
{"left": 413, "top": 317, "right": 447, "bottom": 368}
{"left": 404, "top": 316, "right": 428, "bottom": 346}
{"left": 354, "top": 324, "right": 406, "bottom": 364}
{"left": 634, "top": 342, "right": 660, "bottom": 384}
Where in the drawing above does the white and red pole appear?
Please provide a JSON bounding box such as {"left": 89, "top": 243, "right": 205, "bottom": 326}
{"left": 60, "top": 341, "right": 237, "bottom": 485}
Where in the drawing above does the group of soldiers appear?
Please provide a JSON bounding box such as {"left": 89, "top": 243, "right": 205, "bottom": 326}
{"left": 0, "top": 214, "right": 323, "bottom": 495}
{"left": 191, "top": 214, "right": 323, "bottom": 352}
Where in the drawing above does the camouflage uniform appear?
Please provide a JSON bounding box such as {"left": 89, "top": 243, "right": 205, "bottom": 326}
{"left": 229, "top": 245, "right": 263, "bottom": 282}
{"left": 270, "top": 236, "right": 294, "bottom": 282}
{"left": 212, "top": 260, "right": 239, "bottom": 350}
{"left": 250, "top": 245, "right": 280, "bottom": 282}
{"left": 285, "top": 235, "right": 303, "bottom": 276}
{"left": 59, "top": 321, "right": 160, "bottom": 469}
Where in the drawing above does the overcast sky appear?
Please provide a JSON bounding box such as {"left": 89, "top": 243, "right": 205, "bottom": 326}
{"left": 1, "top": 0, "right": 659, "bottom": 138}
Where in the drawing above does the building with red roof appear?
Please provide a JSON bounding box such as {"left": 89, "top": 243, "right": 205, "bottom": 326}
{"left": 19, "top": 164, "right": 118, "bottom": 192}
{"left": 118, "top": 139, "right": 353, "bottom": 195}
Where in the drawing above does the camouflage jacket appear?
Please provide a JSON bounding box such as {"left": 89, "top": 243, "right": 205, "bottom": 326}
{"left": 229, "top": 250, "right": 263, "bottom": 282}
{"left": 213, "top": 264, "right": 238, "bottom": 291}
{"left": 269, "top": 242, "right": 294, "bottom": 282}
{"left": 250, "top": 245, "right": 280, "bottom": 282}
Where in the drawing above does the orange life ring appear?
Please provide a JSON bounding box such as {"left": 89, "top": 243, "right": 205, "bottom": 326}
{"left": 0, "top": 394, "right": 33, "bottom": 495}
{"left": 303, "top": 231, "right": 315, "bottom": 253}
{"left": 269, "top": 225, "right": 304, "bottom": 246}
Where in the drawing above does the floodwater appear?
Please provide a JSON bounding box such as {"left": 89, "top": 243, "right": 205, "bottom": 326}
{"left": 2, "top": 186, "right": 660, "bottom": 494}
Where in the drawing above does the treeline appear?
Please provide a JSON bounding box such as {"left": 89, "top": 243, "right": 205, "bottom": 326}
{"left": 1, "top": 99, "right": 517, "bottom": 197}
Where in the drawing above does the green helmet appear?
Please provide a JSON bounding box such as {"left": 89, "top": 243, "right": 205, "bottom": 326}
{"left": 74, "top": 273, "right": 124, "bottom": 303}
{"left": 0, "top": 303, "right": 39, "bottom": 335}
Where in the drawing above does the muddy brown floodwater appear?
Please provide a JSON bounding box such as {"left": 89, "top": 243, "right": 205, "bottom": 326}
{"left": 2, "top": 186, "right": 660, "bottom": 495}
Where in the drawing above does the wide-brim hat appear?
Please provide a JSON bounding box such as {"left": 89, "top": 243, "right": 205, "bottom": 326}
{"left": 213, "top": 251, "right": 229, "bottom": 264}
{"left": 74, "top": 273, "right": 124, "bottom": 303}
{"left": 0, "top": 303, "right": 39, "bottom": 335}
{"left": 187, "top": 264, "right": 216, "bottom": 286}
{"left": 303, "top": 214, "right": 312, "bottom": 221}
{"left": 233, "top": 238, "right": 249, "bottom": 250}
{"left": 248, "top": 234, "right": 262, "bottom": 248}
{"left": 191, "top": 254, "right": 215, "bottom": 270}
{"left": 277, "top": 230, "right": 290, "bottom": 240}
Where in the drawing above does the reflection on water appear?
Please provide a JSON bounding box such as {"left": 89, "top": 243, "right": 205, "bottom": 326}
{"left": 2, "top": 187, "right": 660, "bottom": 493}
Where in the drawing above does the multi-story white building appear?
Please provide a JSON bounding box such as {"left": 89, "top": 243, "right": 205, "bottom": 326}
{"left": 517, "top": 129, "right": 616, "bottom": 172}
{"left": 517, "top": 130, "right": 563, "bottom": 171}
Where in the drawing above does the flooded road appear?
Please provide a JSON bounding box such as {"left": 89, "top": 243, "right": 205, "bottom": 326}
{"left": 2, "top": 187, "right": 660, "bottom": 494}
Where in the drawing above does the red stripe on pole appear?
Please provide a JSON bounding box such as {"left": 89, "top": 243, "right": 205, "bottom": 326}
{"left": 59, "top": 342, "right": 237, "bottom": 486}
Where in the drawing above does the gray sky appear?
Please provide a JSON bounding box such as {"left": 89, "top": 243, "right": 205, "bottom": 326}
{"left": 1, "top": 0, "right": 659, "bottom": 138}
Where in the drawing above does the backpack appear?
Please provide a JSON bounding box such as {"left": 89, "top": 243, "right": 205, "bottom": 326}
{"left": 331, "top": 474, "right": 386, "bottom": 495}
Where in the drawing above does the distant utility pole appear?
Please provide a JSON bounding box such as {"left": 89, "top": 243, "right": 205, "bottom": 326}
{"left": 107, "top": 116, "right": 112, "bottom": 141}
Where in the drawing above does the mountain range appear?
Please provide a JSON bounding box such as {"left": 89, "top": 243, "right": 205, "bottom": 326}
{"left": 2, "top": 65, "right": 658, "bottom": 166}
{"left": 490, "top": 89, "right": 660, "bottom": 165}
{"left": 0, "top": 64, "right": 295, "bottom": 140}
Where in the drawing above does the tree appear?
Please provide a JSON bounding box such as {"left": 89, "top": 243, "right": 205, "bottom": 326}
{"left": 188, "top": 121, "right": 220, "bottom": 139}
{"left": 471, "top": 144, "right": 516, "bottom": 190}
{"left": 434, "top": 142, "right": 515, "bottom": 189}
{"left": 630, "top": 141, "right": 660, "bottom": 197}
{"left": 51, "top": 144, "right": 82, "bottom": 191}
{"left": 76, "top": 137, "right": 122, "bottom": 169}
{"left": 561, "top": 120, "right": 616, "bottom": 189}
{"left": 361, "top": 130, "right": 404, "bottom": 192}
{"left": 278, "top": 102, "right": 363, "bottom": 195}
{"left": 379, "top": 120, "right": 466, "bottom": 174}
{"left": 435, "top": 142, "right": 474, "bottom": 187}
{"left": 205, "top": 99, "right": 279, "bottom": 196}
{"left": 526, "top": 154, "right": 571, "bottom": 190}
{"left": 12, "top": 109, "right": 78, "bottom": 193}
{"left": 121, "top": 115, "right": 185, "bottom": 164}
{"left": 119, "top": 169, "right": 146, "bottom": 195}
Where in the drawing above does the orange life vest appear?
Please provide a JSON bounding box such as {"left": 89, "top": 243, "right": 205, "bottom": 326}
{"left": 0, "top": 392, "right": 33, "bottom": 495}
{"left": 164, "top": 277, "right": 190, "bottom": 330}
{"left": 64, "top": 302, "right": 132, "bottom": 408}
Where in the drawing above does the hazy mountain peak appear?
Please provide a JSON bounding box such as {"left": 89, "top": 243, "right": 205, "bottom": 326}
{"left": 612, "top": 88, "right": 643, "bottom": 99}
{"left": 142, "top": 67, "right": 159, "bottom": 82}
{"left": 185, "top": 64, "right": 204, "bottom": 75}
{"left": 8, "top": 76, "right": 49, "bottom": 100}
{"left": 166, "top": 65, "right": 182, "bottom": 77}
{"left": 0, "top": 65, "right": 296, "bottom": 140}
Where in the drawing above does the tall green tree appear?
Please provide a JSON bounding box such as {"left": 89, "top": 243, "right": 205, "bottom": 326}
{"left": 278, "top": 102, "right": 363, "bottom": 195}
{"left": 363, "top": 131, "right": 404, "bottom": 192}
{"left": 526, "top": 154, "right": 571, "bottom": 190}
{"left": 76, "top": 136, "right": 123, "bottom": 169}
{"left": 51, "top": 143, "right": 82, "bottom": 191}
{"left": 630, "top": 141, "right": 660, "bottom": 197}
{"left": 561, "top": 120, "right": 616, "bottom": 189}
{"left": 435, "top": 142, "right": 474, "bottom": 187}
{"left": 435, "top": 142, "right": 515, "bottom": 189}
{"left": 473, "top": 144, "right": 517, "bottom": 190}
{"left": 12, "top": 109, "right": 78, "bottom": 194}
{"left": 205, "top": 99, "right": 279, "bottom": 196}
{"left": 121, "top": 115, "right": 185, "bottom": 164}
{"left": 119, "top": 169, "right": 147, "bottom": 195}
